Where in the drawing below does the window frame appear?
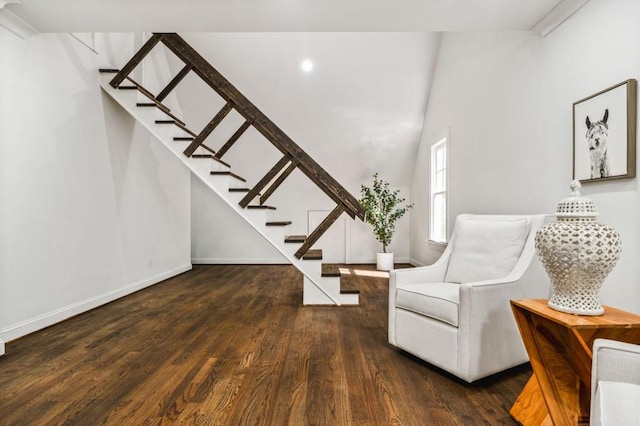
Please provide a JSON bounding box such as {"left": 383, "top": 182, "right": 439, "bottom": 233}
{"left": 429, "top": 136, "right": 449, "bottom": 246}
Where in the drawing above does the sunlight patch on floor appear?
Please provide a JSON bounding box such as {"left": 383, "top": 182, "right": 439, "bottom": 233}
{"left": 353, "top": 269, "right": 389, "bottom": 278}
{"left": 336, "top": 267, "right": 389, "bottom": 278}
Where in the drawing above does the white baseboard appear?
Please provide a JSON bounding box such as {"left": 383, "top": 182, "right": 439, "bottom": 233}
{"left": 192, "top": 258, "right": 288, "bottom": 265}
{"left": 1, "top": 263, "right": 192, "bottom": 343}
{"left": 409, "top": 258, "right": 427, "bottom": 267}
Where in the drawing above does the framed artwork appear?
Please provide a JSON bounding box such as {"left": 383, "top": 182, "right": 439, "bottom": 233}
{"left": 573, "top": 79, "right": 637, "bottom": 183}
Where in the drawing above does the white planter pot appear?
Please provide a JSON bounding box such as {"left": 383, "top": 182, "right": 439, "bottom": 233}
{"left": 376, "top": 252, "right": 394, "bottom": 271}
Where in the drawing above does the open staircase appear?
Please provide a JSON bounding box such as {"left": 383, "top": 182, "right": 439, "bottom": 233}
{"left": 99, "top": 33, "right": 366, "bottom": 305}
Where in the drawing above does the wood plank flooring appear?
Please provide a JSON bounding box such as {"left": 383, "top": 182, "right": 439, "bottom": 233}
{"left": 0, "top": 265, "right": 529, "bottom": 425}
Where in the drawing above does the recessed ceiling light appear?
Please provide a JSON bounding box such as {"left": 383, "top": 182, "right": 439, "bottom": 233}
{"left": 301, "top": 59, "right": 314, "bottom": 73}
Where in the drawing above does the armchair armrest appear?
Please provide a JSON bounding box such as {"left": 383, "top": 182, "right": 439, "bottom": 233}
{"left": 591, "top": 339, "right": 640, "bottom": 426}
{"left": 592, "top": 339, "right": 640, "bottom": 392}
{"left": 388, "top": 254, "right": 450, "bottom": 346}
{"left": 456, "top": 255, "right": 550, "bottom": 380}
{"left": 389, "top": 253, "right": 449, "bottom": 317}
{"left": 390, "top": 261, "right": 449, "bottom": 287}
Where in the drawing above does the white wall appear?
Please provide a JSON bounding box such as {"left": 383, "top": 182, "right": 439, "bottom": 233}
{"left": 410, "top": 31, "right": 553, "bottom": 265}
{"left": 541, "top": 0, "right": 640, "bottom": 314}
{"left": 411, "top": 0, "right": 640, "bottom": 312}
{"left": 180, "top": 33, "right": 433, "bottom": 264}
{"left": 0, "top": 31, "right": 192, "bottom": 349}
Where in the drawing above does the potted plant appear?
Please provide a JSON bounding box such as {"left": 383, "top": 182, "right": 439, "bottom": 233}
{"left": 360, "top": 173, "right": 413, "bottom": 271}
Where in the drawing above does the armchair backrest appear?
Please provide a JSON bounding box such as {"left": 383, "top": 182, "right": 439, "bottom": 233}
{"left": 441, "top": 214, "right": 550, "bottom": 284}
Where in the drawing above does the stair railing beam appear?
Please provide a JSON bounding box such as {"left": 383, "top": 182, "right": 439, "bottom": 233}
{"left": 184, "top": 101, "right": 234, "bottom": 157}
{"left": 292, "top": 166, "right": 357, "bottom": 220}
{"left": 190, "top": 67, "right": 233, "bottom": 104}
{"left": 294, "top": 205, "right": 345, "bottom": 259}
{"left": 156, "top": 64, "right": 192, "bottom": 102}
{"left": 259, "top": 162, "right": 296, "bottom": 206}
{"left": 215, "top": 119, "right": 252, "bottom": 160}
{"left": 239, "top": 155, "right": 293, "bottom": 208}
{"left": 109, "top": 34, "right": 162, "bottom": 88}
{"left": 156, "top": 33, "right": 365, "bottom": 221}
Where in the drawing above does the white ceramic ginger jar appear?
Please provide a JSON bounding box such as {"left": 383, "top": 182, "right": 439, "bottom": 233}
{"left": 534, "top": 180, "right": 621, "bottom": 315}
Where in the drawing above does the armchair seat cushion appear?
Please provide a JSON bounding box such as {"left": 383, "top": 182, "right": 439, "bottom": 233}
{"left": 395, "top": 282, "right": 460, "bottom": 327}
{"left": 592, "top": 381, "right": 640, "bottom": 426}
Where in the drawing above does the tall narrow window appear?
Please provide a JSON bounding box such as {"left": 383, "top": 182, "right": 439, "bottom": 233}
{"left": 430, "top": 137, "right": 448, "bottom": 244}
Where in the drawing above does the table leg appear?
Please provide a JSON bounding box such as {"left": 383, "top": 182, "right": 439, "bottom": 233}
{"left": 510, "top": 375, "right": 551, "bottom": 426}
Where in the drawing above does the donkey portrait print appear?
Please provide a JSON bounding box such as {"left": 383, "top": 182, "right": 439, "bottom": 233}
{"left": 585, "top": 109, "right": 610, "bottom": 179}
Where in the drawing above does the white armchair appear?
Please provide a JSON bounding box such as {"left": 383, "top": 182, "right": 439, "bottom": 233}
{"left": 389, "top": 214, "right": 551, "bottom": 383}
{"left": 591, "top": 339, "right": 640, "bottom": 425}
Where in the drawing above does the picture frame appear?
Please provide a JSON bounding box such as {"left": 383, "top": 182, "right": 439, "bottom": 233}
{"left": 573, "top": 79, "right": 637, "bottom": 183}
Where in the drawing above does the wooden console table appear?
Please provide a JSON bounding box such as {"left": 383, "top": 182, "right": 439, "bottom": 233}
{"left": 510, "top": 299, "right": 640, "bottom": 426}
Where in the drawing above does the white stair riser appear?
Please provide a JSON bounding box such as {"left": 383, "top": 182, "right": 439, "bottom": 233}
{"left": 226, "top": 191, "right": 247, "bottom": 203}
{"left": 228, "top": 178, "right": 246, "bottom": 189}
{"left": 264, "top": 227, "right": 285, "bottom": 242}
{"left": 338, "top": 293, "right": 359, "bottom": 305}
{"left": 303, "top": 276, "right": 339, "bottom": 305}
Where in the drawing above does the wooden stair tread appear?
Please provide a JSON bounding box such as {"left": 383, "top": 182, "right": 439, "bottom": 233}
{"left": 173, "top": 137, "right": 194, "bottom": 141}
{"left": 210, "top": 171, "right": 246, "bottom": 182}
{"left": 155, "top": 120, "right": 176, "bottom": 124}
{"left": 303, "top": 249, "right": 322, "bottom": 260}
{"left": 137, "top": 102, "right": 173, "bottom": 116}
{"left": 321, "top": 264, "right": 341, "bottom": 277}
{"left": 284, "top": 235, "right": 306, "bottom": 243}
{"left": 320, "top": 264, "right": 361, "bottom": 294}
{"left": 229, "top": 188, "right": 250, "bottom": 193}
{"left": 247, "top": 205, "right": 276, "bottom": 210}
{"left": 118, "top": 86, "right": 138, "bottom": 90}
{"left": 191, "top": 151, "right": 231, "bottom": 169}
{"left": 99, "top": 68, "right": 119, "bottom": 73}
{"left": 266, "top": 221, "right": 291, "bottom": 226}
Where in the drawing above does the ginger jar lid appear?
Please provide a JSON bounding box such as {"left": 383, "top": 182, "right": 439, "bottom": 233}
{"left": 555, "top": 180, "right": 599, "bottom": 218}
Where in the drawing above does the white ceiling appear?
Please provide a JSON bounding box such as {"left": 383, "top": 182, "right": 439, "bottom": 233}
{"left": 172, "top": 32, "right": 438, "bottom": 189}
{"left": 1, "top": 0, "right": 586, "bottom": 189}
{"left": 6, "top": 0, "right": 565, "bottom": 33}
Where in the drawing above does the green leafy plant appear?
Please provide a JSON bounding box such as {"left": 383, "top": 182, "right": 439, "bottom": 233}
{"left": 360, "top": 173, "right": 413, "bottom": 253}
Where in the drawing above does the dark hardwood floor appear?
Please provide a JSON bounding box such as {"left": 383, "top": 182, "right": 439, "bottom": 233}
{"left": 0, "top": 264, "right": 529, "bottom": 425}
